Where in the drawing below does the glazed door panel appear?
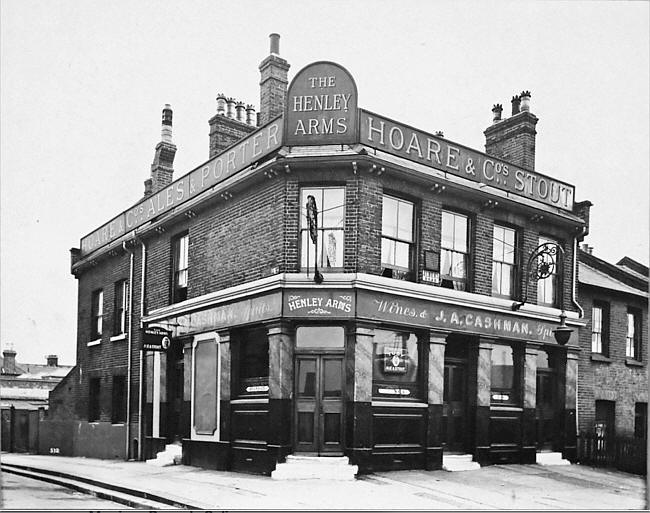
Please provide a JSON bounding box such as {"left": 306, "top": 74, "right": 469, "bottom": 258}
{"left": 443, "top": 361, "right": 467, "bottom": 452}
{"left": 536, "top": 369, "right": 558, "bottom": 451}
{"left": 295, "top": 355, "right": 344, "bottom": 454}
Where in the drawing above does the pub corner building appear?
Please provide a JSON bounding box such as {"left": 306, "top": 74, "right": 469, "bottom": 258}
{"left": 56, "top": 34, "right": 593, "bottom": 475}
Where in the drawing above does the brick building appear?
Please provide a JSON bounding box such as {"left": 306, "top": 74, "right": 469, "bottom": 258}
{"left": 55, "top": 34, "right": 593, "bottom": 475}
{"left": 577, "top": 248, "right": 648, "bottom": 441}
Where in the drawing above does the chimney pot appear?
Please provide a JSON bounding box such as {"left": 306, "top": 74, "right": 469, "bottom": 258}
{"left": 269, "top": 33, "right": 280, "bottom": 55}
{"left": 519, "top": 90, "right": 531, "bottom": 112}
{"left": 226, "top": 98, "right": 236, "bottom": 118}
{"left": 216, "top": 93, "right": 227, "bottom": 116}
{"left": 161, "top": 104, "right": 173, "bottom": 143}
{"left": 246, "top": 104, "right": 256, "bottom": 125}
{"left": 511, "top": 95, "right": 521, "bottom": 116}
{"left": 435, "top": 130, "right": 444, "bottom": 138}
{"left": 492, "top": 103, "right": 503, "bottom": 124}
{"left": 235, "top": 101, "right": 246, "bottom": 122}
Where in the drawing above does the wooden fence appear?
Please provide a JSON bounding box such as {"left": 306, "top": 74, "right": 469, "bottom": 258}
{"left": 577, "top": 432, "right": 647, "bottom": 475}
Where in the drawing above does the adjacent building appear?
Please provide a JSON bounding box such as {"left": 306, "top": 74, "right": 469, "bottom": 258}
{"left": 51, "top": 34, "right": 594, "bottom": 474}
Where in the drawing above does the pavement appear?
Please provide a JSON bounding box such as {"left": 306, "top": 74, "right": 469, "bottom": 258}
{"left": 1, "top": 452, "right": 647, "bottom": 510}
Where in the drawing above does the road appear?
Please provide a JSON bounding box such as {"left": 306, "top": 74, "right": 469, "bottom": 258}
{"left": 0, "top": 471, "right": 133, "bottom": 511}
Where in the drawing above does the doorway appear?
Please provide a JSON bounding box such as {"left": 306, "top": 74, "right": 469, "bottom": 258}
{"left": 536, "top": 349, "right": 559, "bottom": 451}
{"left": 165, "top": 340, "right": 185, "bottom": 442}
{"left": 294, "top": 354, "right": 344, "bottom": 454}
{"left": 443, "top": 361, "right": 467, "bottom": 452}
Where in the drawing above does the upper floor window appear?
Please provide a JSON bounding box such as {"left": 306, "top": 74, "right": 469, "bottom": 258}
{"left": 537, "top": 236, "right": 560, "bottom": 307}
{"left": 113, "top": 280, "right": 129, "bottom": 335}
{"left": 381, "top": 195, "right": 414, "bottom": 279}
{"left": 591, "top": 302, "right": 609, "bottom": 355}
{"left": 626, "top": 308, "right": 642, "bottom": 360}
{"left": 91, "top": 289, "right": 104, "bottom": 340}
{"left": 441, "top": 210, "right": 469, "bottom": 291}
{"left": 492, "top": 225, "right": 517, "bottom": 298}
{"left": 172, "top": 233, "right": 189, "bottom": 303}
{"left": 300, "top": 187, "right": 344, "bottom": 269}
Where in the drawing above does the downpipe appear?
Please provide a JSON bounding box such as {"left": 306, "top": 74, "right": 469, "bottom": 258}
{"left": 122, "top": 240, "right": 135, "bottom": 460}
{"left": 138, "top": 237, "right": 147, "bottom": 461}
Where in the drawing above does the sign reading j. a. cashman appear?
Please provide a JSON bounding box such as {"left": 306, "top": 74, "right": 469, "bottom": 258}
{"left": 285, "top": 61, "right": 358, "bottom": 146}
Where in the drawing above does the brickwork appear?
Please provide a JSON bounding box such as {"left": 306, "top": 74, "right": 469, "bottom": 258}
{"left": 484, "top": 112, "right": 538, "bottom": 171}
{"left": 258, "top": 55, "right": 289, "bottom": 126}
{"left": 208, "top": 115, "right": 256, "bottom": 159}
{"left": 150, "top": 141, "right": 177, "bottom": 193}
{"left": 577, "top": 286, "right": 648, "bottom": 437}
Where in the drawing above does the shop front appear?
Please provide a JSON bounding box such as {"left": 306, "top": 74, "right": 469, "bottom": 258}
{"left": 141, "top": 275, "right": 579, "bottom": 474}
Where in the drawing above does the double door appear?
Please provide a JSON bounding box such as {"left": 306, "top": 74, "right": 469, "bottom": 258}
{"left": 294, "top": 354, "right": 344, "bottom": 454}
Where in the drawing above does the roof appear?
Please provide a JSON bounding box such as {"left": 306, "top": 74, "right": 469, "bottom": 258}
{"left": 579, "top": 260, "right": 648, "bottom": 298}
{"left": 0, "top": 356, "right": 73, "bottom": 379}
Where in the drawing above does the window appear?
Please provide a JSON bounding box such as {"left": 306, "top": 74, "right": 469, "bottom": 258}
{"left": 90, "top": 289, "right": 104, "bottom": 340}
{"left": 300, "top": 187, "right": 344, "bottom": 269}
{"left": 626, "top": 308, "right": 642, "bottom": 360}
{"left": 113, "top": 280, "right": 129, "bottom": 335}
{"left": 111, "top": 375, "right": 127, "bottom": 424}
{"left": 88, "top": 377, "right": 101, "bottom": 422}
{"left": 236, "top": 327, "right": 269, "bottom": 396}
{"left": 441, "top": 210, "right": 469, "bottom": 291}
{"left": 537, "top": 236, "right": 560, "bottom": 307}
{"left": 490, "top": 344, "right": 521, "bottom": 405}
{"left": 372, "top": 329, "right": 421, "bottom": 400}
{"left": 172, "top": 233, "right": 189, "bottom": 303}
{"left": 296, "top": 326, "right": 345, "bottom": 349}
{"left": 635, "top": 403, "right": 647, "bottom": 439}
{"left": 591, "top": 302, "right": 609, "bottom": 355}
{"left": 381, "top": 195, "right": 414, "bottom": 279}
{"left": 492, "top": 225, "right": 517, "bottom": 298}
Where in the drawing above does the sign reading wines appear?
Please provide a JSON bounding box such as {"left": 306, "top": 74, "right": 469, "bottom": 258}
{"left": 285, "top": 61, "right": 358, "bottom": 146}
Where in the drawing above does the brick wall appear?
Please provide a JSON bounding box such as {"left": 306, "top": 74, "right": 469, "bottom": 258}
{"left": 577, "top": 286, "right": 648, "bottom": 437}
{"left": 208, "top": 115, "right": 256, "bottom": 159}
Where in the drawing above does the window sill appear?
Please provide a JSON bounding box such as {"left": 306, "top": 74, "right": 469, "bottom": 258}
{"left": 625, "top": 358, "right": 644, "bottom": 367}
{"left": 591, "top": 353, "right": 612, "bottom": 363}
{"left": 110, "top": 333, "right": 126, "bottom": 342}
{"left": 87, "top": 339, "right": 101, "bottom": 347}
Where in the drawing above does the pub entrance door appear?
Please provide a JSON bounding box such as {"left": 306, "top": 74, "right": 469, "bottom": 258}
{"left": 536, "top": 349, "right": 559, "bottom": 451}
{"left": 294, "top": 354, "right": 344, "bottom": 454}
{"left": 165, "top": 340, "right": 186, "bottom": 442}
{"left": 442, "top": 360, "right": 468, "bottom": 452}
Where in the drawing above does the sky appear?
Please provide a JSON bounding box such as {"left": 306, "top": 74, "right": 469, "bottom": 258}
{"left": 1, "top": 0, "right": 648, "bottom": 365}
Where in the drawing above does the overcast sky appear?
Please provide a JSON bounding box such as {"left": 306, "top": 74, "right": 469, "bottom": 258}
{"left": 1, "top": 0, "right": 648, "bottom": 365}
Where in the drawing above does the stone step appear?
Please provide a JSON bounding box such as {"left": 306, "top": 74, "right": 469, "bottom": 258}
{"left": 272, "top": 455, "right": 358, "bottom": 480}
{"left": 536, "top": 452, "right": 571, "bottom": 466}
{"left": 146, "top": 443, "right": 183, "bottom": 467}
{"left": 442, "top": 453, "right": 481, "bottom": 472}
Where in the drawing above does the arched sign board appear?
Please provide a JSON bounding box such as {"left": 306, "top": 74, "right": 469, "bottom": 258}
{"left": 285, "top": 61, "right": 358, "bottom": 146}
{"left": 143, "top": 325, "right": 172, "bottom": 352}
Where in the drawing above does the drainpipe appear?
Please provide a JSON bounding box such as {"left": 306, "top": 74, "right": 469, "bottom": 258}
{"left": 122, "top": 240, "right": 135, "bottom": 460}
{"left": 137, "top": 237, "right": 147, "bottom": 460}
{"left": 571, "top": 233, "right": 585, "bottom": 318}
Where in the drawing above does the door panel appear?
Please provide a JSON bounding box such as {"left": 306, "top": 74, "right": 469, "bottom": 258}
{"left": 536, "top": 370, "right": 558, "bottom": 451}
{"left": 443, "top": 362, "right": 467, "bottom": 452}
{"left": 295, "top": 355, "right": 344, "bottom": 454}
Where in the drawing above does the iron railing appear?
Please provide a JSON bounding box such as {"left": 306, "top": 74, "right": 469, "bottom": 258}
{"left": 577, "top": 432, "right": 647, "bottom": 475}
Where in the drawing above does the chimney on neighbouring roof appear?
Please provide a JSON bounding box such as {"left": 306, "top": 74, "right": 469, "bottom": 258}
{"left": 484, "top": 90, "right": 538, "bottom": 171}
{"left": 146, "top": 104, "right": 177, "bottom": 195}
{"left": 47, "top": 355, "right": 58, "bottom": 367}
{"left": 581, "top": 243, "right": 593, "bottom": 254}
{"left": 2, "top": 348, "right": 17, "bottom": 375}
{"left": 259, "top": 33, "right": 290, "bottom": 126}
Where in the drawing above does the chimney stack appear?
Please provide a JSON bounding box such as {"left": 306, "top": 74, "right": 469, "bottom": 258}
{"left": 47, "top": 355, "right": 58, "bottom": 367}
{"left": 259, "top": 33, "right": 290, "bottom": 125}
{"left": 208, "top": 95, "right": 256, "bottom": 158}
{"left": 146, "top": 104, "right": 177, "bottom": 195}
{"left": 484, "top": 90, "right": 538, "bottom": 171}
{"left": 2, "top": 348, "right": 17, "bottom": 375}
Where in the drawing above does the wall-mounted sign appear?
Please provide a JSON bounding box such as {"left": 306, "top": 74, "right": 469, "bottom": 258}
{"left": 284, "top": 289, "right": 354, "bottom": 317}
{"left": 142, "top": 326, "right": 172, "bottom": 351}
{"left": 357, "top": 290, "right": 574, "bottom": 345}
{"left": 80, "top": 119, "right": 284, "bottom": 256}
{"left": 285, "top": 61, "right": 358, "bottom": 146}
{"left": 360, "top": 110, "right": 575, "bottom": 212}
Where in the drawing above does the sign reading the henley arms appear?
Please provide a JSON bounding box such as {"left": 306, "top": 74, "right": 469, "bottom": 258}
{"left": 357, "top": 290, "right": 573, "bottom": 344}
{"left": 80, "top": 119, "right": 283, "bottom": 256}
{"left": 284, "top": 289, "right": 354, "bottom": 317}
{"left": 360, "top": 110, "right": 575, "bottom": 212}
{"left": 285, "top": 61, "right": 358, "bottom": 146}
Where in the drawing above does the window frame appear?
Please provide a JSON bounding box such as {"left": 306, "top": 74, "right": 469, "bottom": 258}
{"left": 626, "top": 307, "right": 642, "bottom": 360}
{"left": 90, "top": 289, "right": 104, "bottom": 341}
{"left": 491, "top": 223, "right": 518, "bottom": 299}
{"left": 591, "top": 301, "right": 609, "bottom": 356}
{"left": 371, "top": 328, "right": 423, "bottom": 401}
{"left": 440, "top": 209, "right": 471, "bottom": 291}
{"left": 490, "top": 343, "right": 522, "bottom": 406}
{"left": 171, "top": 232, "right": 189, "bottom": 304}
{"left": 537, "top": 235, "right": 562, "bottom": 308}
{"left": 234, "top": 326, "right": 270, "bottom": 397}
{"left": 113, "top": 279, "right": 129, "bottom": 336}
{"left": 299, "top": 186, "right": 346, "bottom": 271}
{"left": 380, "top": 194, "right": 415, "bottom": 279}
